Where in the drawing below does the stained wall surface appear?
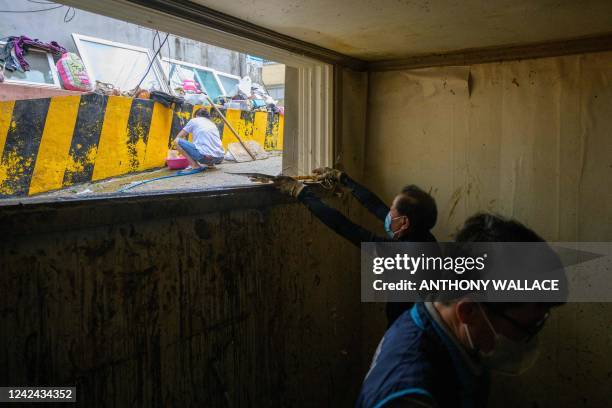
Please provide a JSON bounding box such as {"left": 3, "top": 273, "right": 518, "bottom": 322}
{"left": 0, "top": 189, "right": 362, "bottom": 407}
{"left": 363, "top": 51, "right": 612, "bottom": 407}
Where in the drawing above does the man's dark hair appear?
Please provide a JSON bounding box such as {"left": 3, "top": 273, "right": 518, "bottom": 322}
{"left": 195, "top": 108, "right": 211, "bottom": 118}
{"left": 456, "top": 213, "right": 543, "bottom": 243}
{"left": 455, "top": 213, "right": 565, "bottom": 310}
{"left": 396, "top": 185, "right": 437, "bottom": 231}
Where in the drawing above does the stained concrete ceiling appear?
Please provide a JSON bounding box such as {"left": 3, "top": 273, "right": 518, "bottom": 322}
{"left": 191, "top": 0, "right": 612, "bottom": 61}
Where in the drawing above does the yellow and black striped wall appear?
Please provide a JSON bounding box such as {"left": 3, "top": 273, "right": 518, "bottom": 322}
{"left": 0, "top": 94, "right": 283, "bottom": 197}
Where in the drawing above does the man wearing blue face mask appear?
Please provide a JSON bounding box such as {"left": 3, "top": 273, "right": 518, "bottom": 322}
{"left": 356, "top": 214, "right": 565, "bottom": 408}
{"left": 275, "top": 167, "right": 438, "bottom": 244}
{"left": 274, "top": 168, "right": 438, "bottom": 324}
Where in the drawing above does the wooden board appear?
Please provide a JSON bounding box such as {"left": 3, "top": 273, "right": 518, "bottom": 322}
{"left": 227, "top": 142, "right": 254, "bottom": 162}
{"left": 244, "top": 140, "right": 269, "bottom": 160}
{"left": 227, "top": 141, "right": 269, "bottom": 162}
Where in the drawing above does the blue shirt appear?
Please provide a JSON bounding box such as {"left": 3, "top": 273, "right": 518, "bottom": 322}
{"left": 356, "top": 303, "right": 490, "bottom": 408}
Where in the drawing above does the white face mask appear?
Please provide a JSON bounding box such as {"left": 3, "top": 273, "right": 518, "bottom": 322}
{"left": 464, "top": 304, "right": 540, "bottom": 376}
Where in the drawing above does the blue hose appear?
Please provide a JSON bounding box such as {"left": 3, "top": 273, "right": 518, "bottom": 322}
{"left": 117, "top": 167, "right": 206, "bottom": 193}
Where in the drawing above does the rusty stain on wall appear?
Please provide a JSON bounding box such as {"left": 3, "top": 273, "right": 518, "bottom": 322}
{"left": 447, "top": 186, "right": 462, "bottom": 222}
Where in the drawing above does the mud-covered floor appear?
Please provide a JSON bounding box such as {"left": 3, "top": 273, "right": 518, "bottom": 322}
{"left": 5, "top": 153, "right": 282, "bottom": 203}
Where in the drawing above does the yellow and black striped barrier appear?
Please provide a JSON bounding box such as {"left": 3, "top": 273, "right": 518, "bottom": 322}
{"left": 0, "top": 94, "right": 283, "bottom": 197}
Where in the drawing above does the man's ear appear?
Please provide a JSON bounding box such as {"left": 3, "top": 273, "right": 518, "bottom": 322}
{"left": 456, "top": 300, "right": 479, "bottom": 325}
{"left": 399, "top": 216, "right": 410, "bottom": 232}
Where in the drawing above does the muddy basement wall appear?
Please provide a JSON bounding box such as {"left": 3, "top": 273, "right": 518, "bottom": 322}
{"left": 0, "top": 188, "right": 363, "bottom": 407}
{"left": 0, "top": 68, "right": 368, "bottom": 407}
{"left": 362, "top": 51, "right": 612, "bottom": 407}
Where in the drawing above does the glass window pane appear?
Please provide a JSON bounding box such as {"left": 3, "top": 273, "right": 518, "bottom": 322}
{"left": 4, "top": 51, "right": 55, "bottom": 85}
{"left": 167, "top": 62, "right": 196, "bottom": 92}
{"left": 78, "top": 39, "right": 162, "bottom": 91}
{"left": 194, "top": 69, "right": 223, "bottom": 99}
{"left": 218, "top": 75, "right": 239, "bottom": 95}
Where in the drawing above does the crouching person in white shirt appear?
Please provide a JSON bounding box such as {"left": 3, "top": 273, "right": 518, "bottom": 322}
{"left": 174, "top": 108, "right": 225, "bottom": 169}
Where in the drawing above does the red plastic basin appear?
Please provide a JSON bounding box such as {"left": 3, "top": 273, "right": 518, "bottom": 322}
{"left": 166, "top": 156, "right": 189, "bottom": 170}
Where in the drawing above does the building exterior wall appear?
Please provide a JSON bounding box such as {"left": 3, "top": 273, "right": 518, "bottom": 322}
{"left": 262, "top": 63, "right": 285, "bottom": 87}
{"left": 262, "top": 63, "right": 286, "bottom": 106}
{"left": 0, "top": 1, "right": 262, "bottom": 82}
{"left": 363, "top": 51, "right": 612, "bottom": 407}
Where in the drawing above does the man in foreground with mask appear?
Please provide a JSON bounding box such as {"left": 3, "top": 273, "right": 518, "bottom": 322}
{"left": 356, "top": 213, "right": 564, "bottom": 408}
{"left": 273, "top": 168, "right": 438, "bottom": 325}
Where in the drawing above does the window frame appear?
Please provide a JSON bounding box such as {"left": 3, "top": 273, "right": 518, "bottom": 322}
{"left": 161, "top": 57, "right": 239, "bottom": 97}
{"left": 215, "top": 71, "right": 241, "bottom": 95}
{"left": 0, "top": 41, "right": 61, "bottom": 89}
{"left": 72, "top": 33, "right": 170, "bottom": 92}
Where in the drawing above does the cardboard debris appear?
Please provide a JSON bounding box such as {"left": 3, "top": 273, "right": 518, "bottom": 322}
{"left": 227, "top": 141, "right": 268, "bottom": 162}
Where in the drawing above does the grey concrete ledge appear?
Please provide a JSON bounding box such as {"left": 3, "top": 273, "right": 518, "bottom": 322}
{"left": 0, "top": 184, "right": 294, "bottom": 238}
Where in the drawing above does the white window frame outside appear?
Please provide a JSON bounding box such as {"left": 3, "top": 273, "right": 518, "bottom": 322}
{"left": 160, "top": 57, "right": 228, "bottom": 96}
{"left": 161, "top": 57, "right": 242, "bottom": 97}
{"left": 0, "top": 42, "right": 61, "bottom": 89}
{"left": 215, "top": 71, "right": 241, "bottom": 95}
{"left": 72, "top": 33, "right": 169, "bottom": 92}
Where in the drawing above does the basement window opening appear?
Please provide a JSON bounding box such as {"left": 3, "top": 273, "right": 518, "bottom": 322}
{"left": 0, "top": 1, "right": 334, "bottom": 204}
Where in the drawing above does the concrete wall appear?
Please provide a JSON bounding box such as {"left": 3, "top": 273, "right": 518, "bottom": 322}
{"left": 0, "top": 83, "right": 81, "bottom": 102}
{"left": 0, "top": 1, "right": 260, "bottom": 80}
{"left": 263, "top": 63, "right": 286, "bottom": 87}
{"left": 0, "top": 187, "right": 362, "bottom": 407}
{"left": 339, "top": 67, "right": 368, "bottom": 179}
{"left": 362, "top": 51, "right": 612, "bottom": 407}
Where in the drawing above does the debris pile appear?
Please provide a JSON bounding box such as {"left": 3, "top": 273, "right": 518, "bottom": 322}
{"left": 221, "top": 76, "right": 283, "bottom": 114}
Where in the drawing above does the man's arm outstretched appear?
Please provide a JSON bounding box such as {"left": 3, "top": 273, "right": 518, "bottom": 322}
{"left": 275, "top": 176, "right": 388, "bottom": 247}
{"left": 313, "top": 168, "right": 389, "bottom": 221}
